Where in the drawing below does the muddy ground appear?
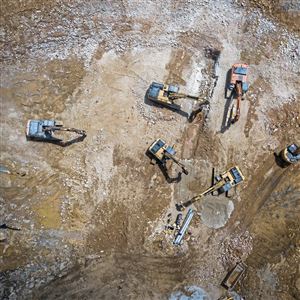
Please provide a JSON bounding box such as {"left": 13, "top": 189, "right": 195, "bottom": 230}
{"left": 0, "top": 0, "right": 299, "bottom": 299}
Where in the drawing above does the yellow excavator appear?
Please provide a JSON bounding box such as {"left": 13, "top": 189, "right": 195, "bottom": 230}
{"left": 147, "top": 138, "right": 188, "bottom": 175}
{"left": 280, "top": 143, "right": 300, "bottom": 164}
{"left": 177, "top": 166, "right": 244, "bottom": 211}
{"left": 147, "top": 82, "right": 203, "bottom": 110}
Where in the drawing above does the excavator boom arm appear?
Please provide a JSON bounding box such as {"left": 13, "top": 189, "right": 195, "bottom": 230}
{"left": 169, "top": 93, "right": 199, "bottom": 101}
{"left": 164, "top": 152, "right": 189, "bottom": 175}
{"left": 180, "top": 179, "right": 226, "bottom": 209}
{"left": 233, "top": 82, "right": 242, "bottom": 123}
{"left": 43, "top": 126, "right": 86, "bottom": 136}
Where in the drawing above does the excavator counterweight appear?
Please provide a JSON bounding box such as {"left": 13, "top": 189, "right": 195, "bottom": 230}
{"left": 148, "top": 139, "right": 188, "bottom": 176}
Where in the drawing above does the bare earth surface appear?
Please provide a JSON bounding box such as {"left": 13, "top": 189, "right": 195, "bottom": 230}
{"left": 0, "top": 1, "right": 299, "bottom": 299}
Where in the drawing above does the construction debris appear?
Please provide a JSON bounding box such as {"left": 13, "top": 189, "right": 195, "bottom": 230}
{"left": 221, "top": 262, "right": 247, "bottom": 291}
{"left": 147, "top": 138, "right": 189, "bottom": 176}
{"left": 0, "top": 224, "right": 21, "bottom": 231}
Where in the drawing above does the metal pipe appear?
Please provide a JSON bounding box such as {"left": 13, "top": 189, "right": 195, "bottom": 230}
{"left": 173, "top": 208, "right": 194, "bottom": 245}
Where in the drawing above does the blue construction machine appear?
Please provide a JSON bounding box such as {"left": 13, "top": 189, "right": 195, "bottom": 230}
{"left": 26, "top": 120, "right": 86, "bottom": 146}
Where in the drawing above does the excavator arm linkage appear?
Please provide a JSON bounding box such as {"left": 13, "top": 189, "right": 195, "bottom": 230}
{"left": 177, "top": 179, "right": 226, "bottom": 210}
{"left": 232, "top": 82, "right": 242, "bottom": 123}
{"left": 43, "top": 126, "right": 86, "bottom": 136}
{"left": 164, "top": 152, "right": 189, "bottom": 175}
{"left": 43, "top": 126, "right": 86, "bottom": 146}
{"left": 168, "top": 93, "right": 199, "bottom": 101}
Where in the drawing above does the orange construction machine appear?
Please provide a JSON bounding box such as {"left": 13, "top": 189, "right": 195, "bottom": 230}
{"left": 227, "top": 63, "right": 249, "bottom": 123}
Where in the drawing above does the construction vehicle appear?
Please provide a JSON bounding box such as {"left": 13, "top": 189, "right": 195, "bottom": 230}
{"left": 147, "top": 82, "right": 200, "bottom": 110}
{"left": 280, "top": 143, "right": 300, "bottom": 164}
{"left": 177, "top": 166, "right": 244, "bottom": 210}
{"left": 227, "top": 63, "right": 249, "bottom": 123}
{"left": 221, "top": 262, "right": 247, "bottom": 291}
{"left": 147, "top": 138, "right": 188, "bottom": 175}
{"left": 26, "top": 120, "right": 86, "bottom": 146}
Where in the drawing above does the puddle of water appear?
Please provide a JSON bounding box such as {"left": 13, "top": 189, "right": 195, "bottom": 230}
{"left": 0, "top": 166, "right": 10, "bottom": 174}
{"left": 169, "top": 286, "right": 210, "bottom": 300}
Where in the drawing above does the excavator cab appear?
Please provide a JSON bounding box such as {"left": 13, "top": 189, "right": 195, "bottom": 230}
{"left": 26, "top": 119, "right": 86, "bottom": 146}
{"left": 148, "top": 139, "right": 188, "bottom": 176}
{"left": 217, "top": 166, "right": 244, "bottom": 193}
{"left": 228, "top": 64, "right": 249, "bottom": 93}
{"left": 148, "top": 139, "right": 175, "bottom": 160}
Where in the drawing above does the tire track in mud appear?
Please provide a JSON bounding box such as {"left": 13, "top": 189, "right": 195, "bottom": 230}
{"left": 228, "top": 156, "right": 290, "bottom": 231}
{"left": 37, "top": 253, "right": 190, "bottom": 300}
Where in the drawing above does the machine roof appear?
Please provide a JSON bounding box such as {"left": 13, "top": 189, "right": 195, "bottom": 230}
{"left": 234, "top": 66, "right": 248, "bottom": 75}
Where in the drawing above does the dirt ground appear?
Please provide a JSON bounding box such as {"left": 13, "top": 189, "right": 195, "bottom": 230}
{"left": 0, "top": 0, "right": 299, "bottom": 299}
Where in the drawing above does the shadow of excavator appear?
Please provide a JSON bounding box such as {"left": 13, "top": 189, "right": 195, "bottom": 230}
{"left": 220, "top": 68, "right": 235, "bottom": 133}
{"left": 145, "top": 150, "right": 183, "bottom": 183}
{"left": 144, "top": 91, "right": 189, "bottom": 119}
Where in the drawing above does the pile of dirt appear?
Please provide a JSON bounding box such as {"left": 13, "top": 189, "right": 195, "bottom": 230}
{"left": 200, "top": 195, "right": 234, "bottom": 229}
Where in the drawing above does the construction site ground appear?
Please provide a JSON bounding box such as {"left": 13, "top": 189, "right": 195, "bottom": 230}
{"left": 0, "top": 1, "right": 299, "bottom": 299}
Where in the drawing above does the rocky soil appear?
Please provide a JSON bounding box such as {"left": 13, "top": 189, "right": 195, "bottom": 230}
{"left": 0, "top": 0, "right": 299, "bottom": 300}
